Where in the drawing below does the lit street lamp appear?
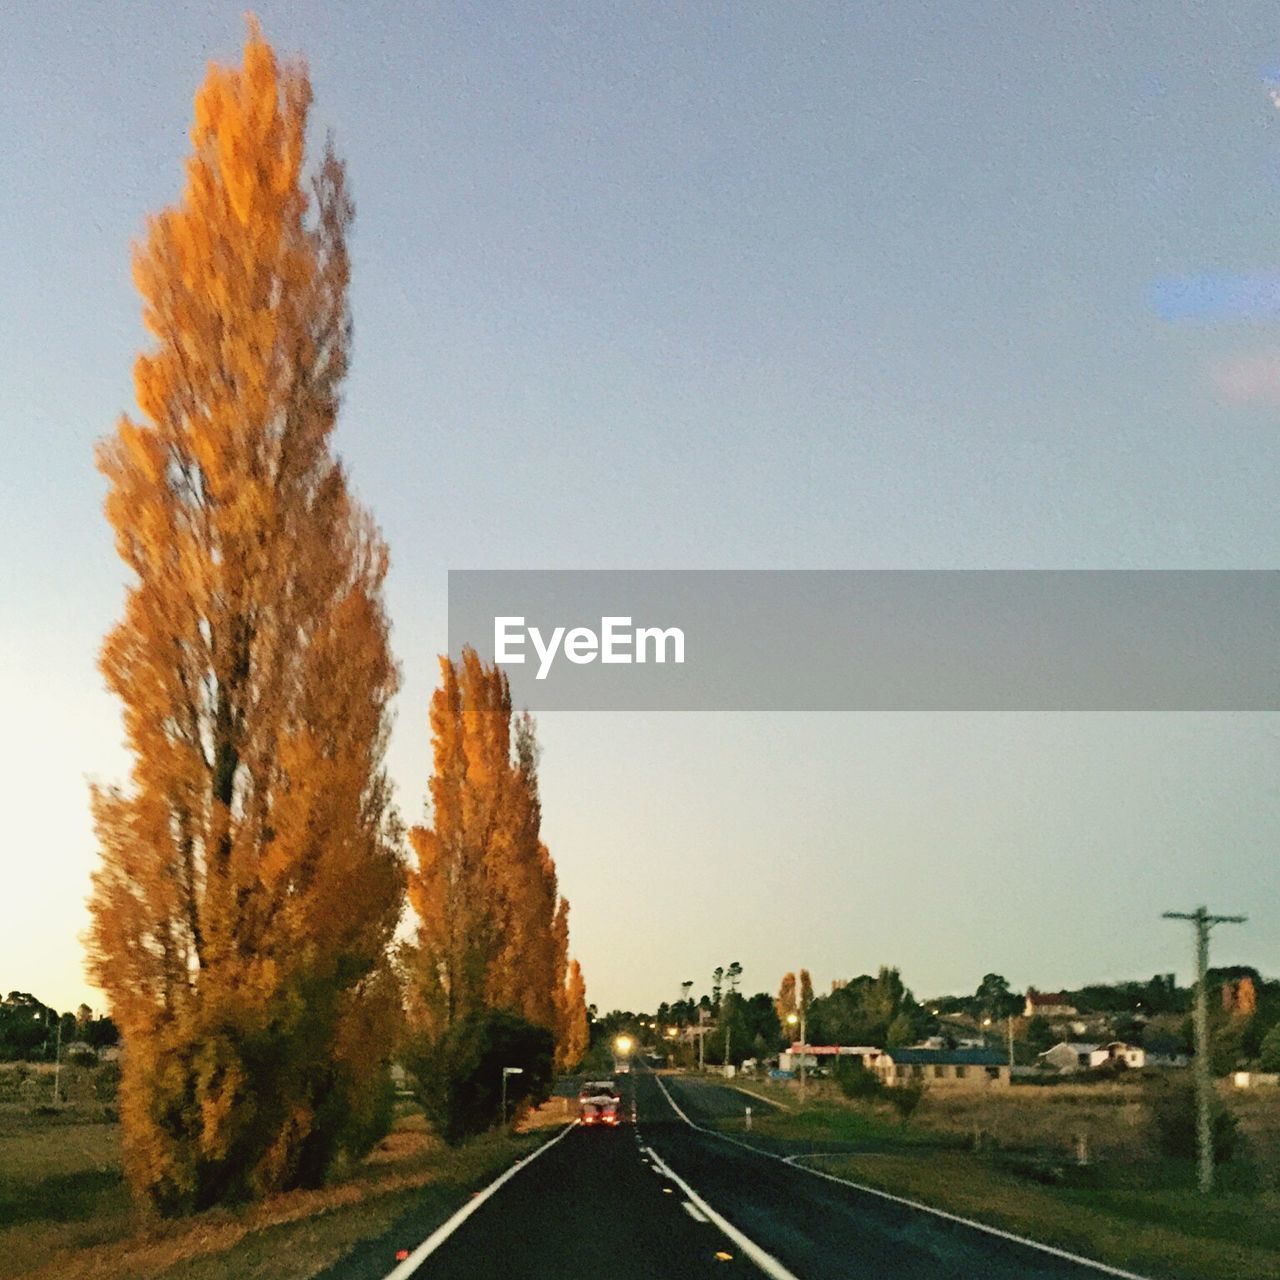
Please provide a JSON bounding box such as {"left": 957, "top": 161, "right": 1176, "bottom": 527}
{"left": 786, "top": 1009, "right": 807, "bottom": 1100}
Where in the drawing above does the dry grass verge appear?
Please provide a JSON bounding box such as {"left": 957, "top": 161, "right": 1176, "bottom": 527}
{"left": 0, "top": 1100, "right": 565, "bottom": 1280}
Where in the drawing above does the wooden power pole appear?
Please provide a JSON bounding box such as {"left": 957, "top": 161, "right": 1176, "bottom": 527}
{"left": 1161, "top": 905, "right": 1246, "bottom": 1193}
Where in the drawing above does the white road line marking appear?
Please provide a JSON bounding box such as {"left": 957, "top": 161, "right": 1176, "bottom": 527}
{"left": 649, "top": 1072, "right": 1152, "bottom": 1280}
{"left": 682, "top": 1199, "right": 710, "bottom": 1223}
{"left": 733, "top": 1085, "right": 790, "bottom": 1111}
{"left": 644, "top": 1144, "right": 800, "bottom": 1280}
{"left": 379, "top": 1121, "right": 578, "bottom": 1280}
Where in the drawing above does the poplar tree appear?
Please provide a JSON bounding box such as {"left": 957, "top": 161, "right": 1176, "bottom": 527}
{"left": 88, "top": 22, "right": 403, "bottom": 1214}
{"left": 558, "top": 960, "right": 590, "bottom": 1071}
{"left": 406, "top": 649, "right": 571, "bottom": 1051}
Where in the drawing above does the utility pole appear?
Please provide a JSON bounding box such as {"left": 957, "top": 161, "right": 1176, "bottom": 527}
{"left": 1162, "top": 906, "right": 1246, "bottom": 1193}
{"left": 798, "top": 999, "right": 807, "bottom": 1102}
{"left": 1007, "top": 1015, "right": 1015, "bottom": 1070}
{"left": 53, "top": 1016, "right": 63, "bottom": 1106}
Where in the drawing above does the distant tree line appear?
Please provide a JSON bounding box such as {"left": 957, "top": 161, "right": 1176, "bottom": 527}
{"left": 615, "top": 964, "right": 1280, "bottom": 1076}
{"left": 0, "top": 993, "right": 118, "bottom": 1062}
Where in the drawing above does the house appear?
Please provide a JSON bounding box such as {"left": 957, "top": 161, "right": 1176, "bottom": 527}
{"left": 874, "top": 1047, "right": 1010, "bottom": 1088}
{"left": 1039, "top": 1042, "right": 1097, "bottom": 1073}
{"left": 1090, "top": 1041, "right": 1145, "bottom": 1070}
{"left": 1040, "top": 1040, "right": 1146, "bottom": 1074}
{"left": 1023, "top": 989, "right": 1078, "bottom": 1019}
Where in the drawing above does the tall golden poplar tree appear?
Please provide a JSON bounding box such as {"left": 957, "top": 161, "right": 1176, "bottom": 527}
{"left": 406, "top": 650, "right": 570, "bottom": 1049}
{"left": 89, "top": 22, "right": 403, "bottom": 1214}
{"left": 557, "top": 959, "right": 590, "bottom": 1071}
{"left": 776, "top": 969, "right": 813, "bottom": 1037}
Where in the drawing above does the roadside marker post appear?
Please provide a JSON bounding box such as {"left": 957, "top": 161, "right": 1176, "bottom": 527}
{"left": 500, "top": 1065, "right": 524, "bottom": 1127}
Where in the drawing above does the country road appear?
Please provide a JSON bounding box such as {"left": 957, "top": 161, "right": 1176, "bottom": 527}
{"left": 331, "top": 1066, "right": 1144, "bottom": 1279}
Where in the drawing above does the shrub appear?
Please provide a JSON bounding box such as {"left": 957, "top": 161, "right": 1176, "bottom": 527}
{"left": 835, "top": 1058, "right": 884, "bottom": 1101}
{"left": 407, "top": 1010, "right": 554, "bottom": 1145}
{"left": 93, "top": 1061, "right": 122, "bottom": 1103}
{"left": 335, "top": 1064, "right": 397, "bottom": 1161}
{"left": 1147, "top": 1077, "right": 1239, "bottom": 1163}
{"left": 887, "top": 1080, "right": 925, "bottom": 1123}
{"left": 1090, "top": 1058, "right": 1130, "bottom": 1083}
{"left": 1258, "top": 1023, "right": 1280, "bottom": 1073}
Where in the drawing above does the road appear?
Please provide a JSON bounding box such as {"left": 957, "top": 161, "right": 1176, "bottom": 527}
{"left": 359, "top": 1066, "right": 1142, "bottom": 1279}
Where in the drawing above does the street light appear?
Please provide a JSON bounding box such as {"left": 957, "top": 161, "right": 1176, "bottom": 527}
{"left": 786, "top": 1009, "right": 807, "bottom": 1100}
{"left": 614, "top": 1034, "right": 634, "bottom": 1056}
{"left": 500, "top": 1066, "right": 523, "bottom": 1126}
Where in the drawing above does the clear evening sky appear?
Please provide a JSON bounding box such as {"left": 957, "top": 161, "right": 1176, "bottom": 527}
{"left": 2, "top": 1, "right": 1278, "bottom": 1015}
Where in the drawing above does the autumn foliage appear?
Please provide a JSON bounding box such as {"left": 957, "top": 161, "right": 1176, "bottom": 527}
{"left": 558, "top": 958, "right": 590, "bottom": 1072}
{"left": 88, "top": 23, "right": 402, "bottom": 1213}
{"left": 775, "top": 969, "right": 813, "bottom": 1035}
{"left": 406, "top": 650, "right": 588, "bottom": 1085}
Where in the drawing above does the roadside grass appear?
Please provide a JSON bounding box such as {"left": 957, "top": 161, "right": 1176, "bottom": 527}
{"left": 729, "top": 1095, "right": 947, "bottom": 1150}
{"left": 816, "top": 1151, "right": 1279, "bottom": 1280}
{"left": 0, "top": 1099, "right": 564, "bottom": 1280}
{"left": 689, "top": 1077, "right": 1280, "bottom": 1280}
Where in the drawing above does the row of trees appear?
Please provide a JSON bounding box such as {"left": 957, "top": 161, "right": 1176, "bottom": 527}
{"left": 86, "top": 24, "right": 585, "bottom": 1216}
{"left": 626, "top": 964, "right": 1280, "bottom": 1075}
{"left": 0, "top": 994, "right": 118, "bottom": 1062}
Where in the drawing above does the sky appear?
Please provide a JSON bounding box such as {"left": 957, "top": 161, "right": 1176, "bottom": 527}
{"left": 2, "top": 1, "right": 1278, "bottom": 1017}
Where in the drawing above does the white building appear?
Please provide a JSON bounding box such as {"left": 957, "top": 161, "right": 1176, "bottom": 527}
{"left": 1040, "top": 1040, "right": 1145, "bottom": 1074}
{"left": 778, "top": 1044, "right": 881, "bottom": 1073}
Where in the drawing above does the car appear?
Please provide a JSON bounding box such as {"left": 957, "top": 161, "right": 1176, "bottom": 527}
{"left": 577, "top": 1079, "right": 623, "bottom": 1127}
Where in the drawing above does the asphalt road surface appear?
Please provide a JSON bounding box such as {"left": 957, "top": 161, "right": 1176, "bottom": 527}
{"left": 374, "top": 1066, "right": 1141, "bottom": 1279}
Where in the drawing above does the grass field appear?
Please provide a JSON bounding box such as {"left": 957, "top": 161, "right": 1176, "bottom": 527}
{"left": 0, "top": 1100, "right": 565, "bottom": 1280}
{"left": 710, "top": 1075, "right": 1280, "bottom": 1280}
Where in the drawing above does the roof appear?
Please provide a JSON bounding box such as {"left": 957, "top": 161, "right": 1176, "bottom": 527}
{"left": 1026, "top": 991, "right": 1074, "bottom": 1006}
{"left": 1041, "top": 1042, "right": 1098, "bottom": 1056}
{"left": 881, "top": 1047, "right": 1006, "bottom": 1066}
{"left": 786, "top": 1044, "right": 880, "bottom": 1056}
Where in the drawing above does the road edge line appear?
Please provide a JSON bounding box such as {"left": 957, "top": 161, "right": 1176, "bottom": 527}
{"left": 380, "top": 1121, "right": 578, "bottom": 1280}
{"left": 650, "top": 1072, "right": 1152, "bottom": 1280}
{"left": 733, "top": 1084, "right": 791, "bottom": 1111}
{"left": 645, "top": 1144, "right": 800, "bottom": 1280}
